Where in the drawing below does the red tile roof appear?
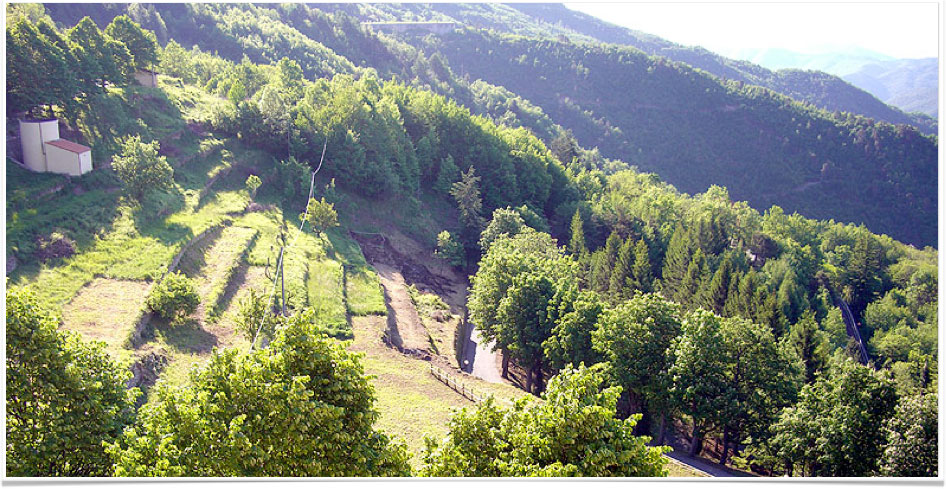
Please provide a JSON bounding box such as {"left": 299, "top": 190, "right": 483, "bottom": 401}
{"left": 45, "top": 139, "right": 91, "bottom": 154}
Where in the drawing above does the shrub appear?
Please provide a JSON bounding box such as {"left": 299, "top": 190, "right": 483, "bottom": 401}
{"left": 146, "top": 271, "right": 199, "bottom": 321}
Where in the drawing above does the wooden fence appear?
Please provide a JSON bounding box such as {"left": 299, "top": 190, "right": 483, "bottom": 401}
{"left": 429, "top": 364, "right": 488, "bottom": 404}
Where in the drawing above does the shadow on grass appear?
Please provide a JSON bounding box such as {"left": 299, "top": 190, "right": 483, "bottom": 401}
{"left": 153, "top": 316, "right": 218, "bottom": 354}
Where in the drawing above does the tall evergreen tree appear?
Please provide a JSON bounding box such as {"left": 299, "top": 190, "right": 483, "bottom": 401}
{"left": 568, "top": 208, "right": 587, "bottom": 257}
{"left": 700, "top": 253, "right": 736, "bottom": 314}
{"left": 631, "top": 238, "right": 654, "bottom": 293}
{"left": 786, "top": 311, "right": 829, "bottom": 384}
{"left": 661, "top": 225, "right": 694, "bottom": 296}
{"left": 609, "top": 237, "right": 634, "bottom": 301}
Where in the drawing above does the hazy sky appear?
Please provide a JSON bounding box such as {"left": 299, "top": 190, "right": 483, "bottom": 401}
{"left": 564, "top": 2, "right": 941, "bottom": 60}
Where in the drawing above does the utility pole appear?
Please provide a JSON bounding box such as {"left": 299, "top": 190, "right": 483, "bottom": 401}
{"left": 279, "top": 246, "right": 286, "bottom": 316}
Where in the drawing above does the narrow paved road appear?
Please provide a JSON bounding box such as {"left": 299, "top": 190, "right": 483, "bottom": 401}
{"left": 663, "top": 449, "right": 755, "bottom": 477}
{"left": 468, "top": 327, "right": 505, "bottom": 383}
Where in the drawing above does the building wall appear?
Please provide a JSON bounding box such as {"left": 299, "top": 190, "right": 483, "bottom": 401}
{"left": 134, "top": 70, "right": 157, "bottom": 88}
{"left": 79, "top": 151, "right": 93, "bottom": 174}
{"left": 44, "top": 144, "right": 87, "bottom": 176}
{"left": 19, "top": 119, "right": 59, "bottom": 172}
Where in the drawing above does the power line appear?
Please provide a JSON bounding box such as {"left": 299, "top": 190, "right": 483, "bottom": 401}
{"left": 250, "top": 138, "right": 328, "bottom": 350}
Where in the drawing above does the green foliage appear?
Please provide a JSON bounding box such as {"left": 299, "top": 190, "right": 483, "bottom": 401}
{"left": 104, "top": 15, "right": 158, "bottom": 70}
{"left": 763, "top": 358, "right": 898, "bottom": 476}
{"left": 7, "top": 19, "right": 74, "bottom": 115}
{"left": 420, "top": 365, "right": 670, "bottom": 476}
{"left": 786, "top": 312, "right": 830, "bottom": 384}
{"left": 112, "top": 135, "right": 174, "bottom": 200}
{"left": 244, "top": 174, "right": 262, "bottom": 198}
{"left": 543, "top": 285, "right": 605, "bottom": 370}
{"left": 468, "top": 230, "right": 574, "bottom": 381}
{"left": 478, "top": 206, "right": 527, "bottom": 253}
{"left": 305, "top": 197, "right": 339, "bottom": 235}
{"left": 108, "top": 313, "right": 411, "bottom": 476}
{"left": 434, "top": 230, "right": 464, "bottom": 269}
{"left": 568, "top": 208, "right": 587, "bottom": 256}
{"left": 879, "top": 393, "right": 938, "bottom": 477}
{"left": 451, "top": 166, "right": 485, "bottom": 231}
{"left": 68, "top": 16, "right": 134, "bottom": 92}
{"left": 146, "top": 271, "right": 200, "bottom": 321}
{"left": 236, "top": 287, "right": 277, "bottom": 343}
{"left": 6, "top": 287, "right": 137, "bottom": 476}
{"left": 496, "top": 272, "right": 558, "bottom": 394}
{"left": 593, "top": 293, "right": 683, "bottom": 420}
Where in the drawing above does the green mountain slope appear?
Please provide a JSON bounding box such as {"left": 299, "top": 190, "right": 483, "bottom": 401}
{"left": 403, "top": 29, "right": 936, "bottom": 246}
{"left": 40, "top": 2, "right": 938, "bottom": 248}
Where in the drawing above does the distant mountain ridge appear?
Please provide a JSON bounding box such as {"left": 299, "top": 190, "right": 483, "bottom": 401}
{"left": 844, "top": 58, "right": 939, "bottom": 119}
{"left": 726, "top": 46, "right": 894, "bottom": 76}
{"left": 374, "top": 3, "right": 935, "bottom": 135}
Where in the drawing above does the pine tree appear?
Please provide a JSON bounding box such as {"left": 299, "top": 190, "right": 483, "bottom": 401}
{"left": 609, "top": 237, "right": 634, "bottom": 301}
{"left": 592, "top": 231, "right": 621, "bottom": 293}
{"left": 676, "top": 248, "right": 707, "bottom": 306}
{"left": 632, "top": 238, "right": 654, "bottom": 293}
{"left": 786, "top": 311, "right": 828, "bottom": 384}
{"left": 661, "top": 225, "right": 693, "bottom": 295}
{"left": 568, "top": 209, "right": 587, "bottom": 257}
{"left": 700, "top": 253, "right": 735, "bottom": 314}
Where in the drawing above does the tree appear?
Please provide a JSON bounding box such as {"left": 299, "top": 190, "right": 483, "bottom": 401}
{"left": 661, "top": 224, "right": 695, "bottom": 296}
{"left": 108, "top": 312, "right": 411, "bottom": 476}
{"left": 112, "top": 135, "right": 174, "bottom": 200}
{"left": 786, "top": 311, "right": 829, "bottom": 384}
{"left": 305, "top": 197, "right": 339, "bottom": 236}
{"left": 631, "top": 239, "right": 654, "bottom": 293}
{"left": 450, "top": 166, "right": 485, "bottom": 231}
{"left": 7, "top": 19, "right": 73, "bottom": 115}
{"left": 104, "top": 15, "right": 158, "bottom": 70}
{"left": 235, "top": 287, "right": 277, "bottom": 344}
{"left": 764, "top": 358, "right": 898, "bottom": 476}
{"left": 496, "top": 272, "right": 558, "bottom": 394}
{"left": 608, "top": 237, "right": 635, "bottom": 301}
{"left": 568, "top": 208, "right": 587, "bottom": 256}
{"left": 699, "top": 252, "right": 736, "bottom": 313}
{"left": 544, "top": 285, "right": 605, "bottom": 371}
{"left": 715, "top": 315, "right": 800, "bottom": 466}
{"left": 6, "top": 287, "right": 138, "bottom": 476}
{"left": 593, "top": 293, "right": 683, "bottom": 442}
{"left": 67, "top": 16, "right": 133, "bottom": 91}
{"left": 435, "top": 230, "right": 464, "bottom": 269}
{"left": 668, "top": 309, "right": 732, "bottom": 456}
{"left": 879, "top": 393, "right": 938, "bottom": 476}
{"left": 478, "top": 206, "right": 527, "bottom": 252}
{"left": 146, "top": 271, "right": 200, "bottom": 322}
{"left": 468, "top": 230, "right": 573, "bottom": 379}
{"left": 590, "top": 231, "right": 622, "bottom": 293}
{"left": 420, "top": 365, "right": 670, "bottom": 476}
{"left": 245, "top": 174, "right": 262, "bottom": 199}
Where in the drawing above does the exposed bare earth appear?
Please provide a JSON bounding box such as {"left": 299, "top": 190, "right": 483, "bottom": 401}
{"left": 374, "top": 262, "right": 431, "bottom": 355}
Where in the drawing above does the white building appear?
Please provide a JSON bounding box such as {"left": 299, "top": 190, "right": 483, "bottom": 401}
{"left": 19, "top": 118, "right": 93, "bottom": 176}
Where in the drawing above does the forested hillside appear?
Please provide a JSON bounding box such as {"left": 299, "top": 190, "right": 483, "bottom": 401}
{"left": 6, "top": 3, "right": 938, "bottom": 478}
{"left": 38, "top": 3, "right": 939, "bottom": 247}
{"left": 315, "top": 2, "right": 936, "bottom": 135}
{"left": 407, "top": 29, "right": 938, "bottom": 247}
